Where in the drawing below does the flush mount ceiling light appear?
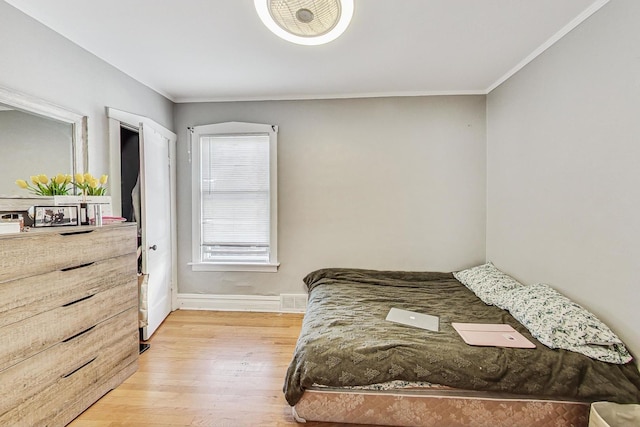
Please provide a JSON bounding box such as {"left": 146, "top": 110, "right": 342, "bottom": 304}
{"left": 254, "top": 0, "right": 354, "bottom": 46}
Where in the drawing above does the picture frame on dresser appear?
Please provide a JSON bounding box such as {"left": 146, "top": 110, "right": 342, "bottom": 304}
{"left": 33, "top": 205, "right": 79, "bottom": 227}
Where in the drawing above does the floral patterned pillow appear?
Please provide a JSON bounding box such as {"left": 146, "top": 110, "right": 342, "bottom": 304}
{"left": 453, "top": 262, "right": 523, "bottom": 309}
{"left": 506, "top": 283, "right": 632, "bottom": 364}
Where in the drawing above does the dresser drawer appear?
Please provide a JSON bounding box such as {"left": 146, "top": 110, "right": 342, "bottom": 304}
{"left": 0, "top": 224, "right": 137, "bottom": 283}
{"left": 0, "top": 309, "right": 138, "bottom": 427}
{"left": 0, "top": 278, "right": 137, "bottom": 371}
{"left": 0, "top": 254, "right": 136, "bottom": 329}
{"left": 50, "top": 360, "right": 138, "bottom": 427}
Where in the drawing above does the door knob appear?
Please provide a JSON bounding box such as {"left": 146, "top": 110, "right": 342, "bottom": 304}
{"left": 149, "top": 244, "right": 157, "bottom": 251}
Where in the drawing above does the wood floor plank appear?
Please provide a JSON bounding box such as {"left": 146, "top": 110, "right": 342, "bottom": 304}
{"left": 68, "top": 311, "right": 365, "bottom": 427}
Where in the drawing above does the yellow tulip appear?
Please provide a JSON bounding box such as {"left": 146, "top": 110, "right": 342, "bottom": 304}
{"left": 30, "top": 175, "right": 39, "bottom": 185}
{"left": 38, "top": 174, "right": 49, "bottom": 184}
{"left": 100, "top": 174, "right": 108, "bottom": 185}
{"left": 75, "top": 173, "right": 85, "bottom": 184}
{"left": 15, "top": 179, "right": 28, "bottom": 189}
{"left": 89, "top": 178, "right": 99, "bottom": 188}
{"left": 84, "top": 172, "right": 93, "bottom": 182}
{"left": 55, "top": 173, "right": 66, "bottom": 185}
{"left": 64, "top": 174, "right": 72, "bottom": 184}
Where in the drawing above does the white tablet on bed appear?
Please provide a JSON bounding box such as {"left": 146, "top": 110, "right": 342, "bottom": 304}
{"left": 452, "top": 323, "right": 536, "bottom": 348}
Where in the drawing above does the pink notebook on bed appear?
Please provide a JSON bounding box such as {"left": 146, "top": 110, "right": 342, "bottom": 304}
{"left": 452, "top": 323, "right": 536, "bottom": 348}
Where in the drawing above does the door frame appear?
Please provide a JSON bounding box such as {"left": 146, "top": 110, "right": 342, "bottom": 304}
{"left": 107, "top": 107, "right": 178, "bottom": 315}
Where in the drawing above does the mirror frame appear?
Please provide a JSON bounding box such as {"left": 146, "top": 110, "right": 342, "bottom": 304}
{"left": 0, "top": 84, "right": 88, "bottom": 180}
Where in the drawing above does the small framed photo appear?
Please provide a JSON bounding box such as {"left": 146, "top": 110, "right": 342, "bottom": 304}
{"left": 34, "top": 205, "right": 79, "bottom": 227}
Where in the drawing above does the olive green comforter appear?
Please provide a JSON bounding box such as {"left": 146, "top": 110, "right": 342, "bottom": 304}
{"left": 283, "top": 268, "right": 640, "bottom": 406}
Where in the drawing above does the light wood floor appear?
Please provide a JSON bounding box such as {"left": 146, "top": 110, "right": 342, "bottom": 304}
{"left": 69, "top": 310, "right": 355, "bottom": 427}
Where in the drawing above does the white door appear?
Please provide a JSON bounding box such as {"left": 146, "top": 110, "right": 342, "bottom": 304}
{"left": 139, "top": 122, "right": 172, "bottom": 339}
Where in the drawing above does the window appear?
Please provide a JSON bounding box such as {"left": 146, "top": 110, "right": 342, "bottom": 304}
{"left": 190, "top": 122, "right": 278, "bottom": 272}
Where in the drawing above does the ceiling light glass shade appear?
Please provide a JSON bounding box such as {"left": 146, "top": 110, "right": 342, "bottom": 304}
{"left": 254, "top": 0, "right": 354, "bottom": 46}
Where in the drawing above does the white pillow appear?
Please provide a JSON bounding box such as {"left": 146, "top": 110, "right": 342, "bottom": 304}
{"left": 507, "top": 283, "right": 632, "bottom": 364}
{"left": 453, "top": 262, "right": 523, "bottom": 309}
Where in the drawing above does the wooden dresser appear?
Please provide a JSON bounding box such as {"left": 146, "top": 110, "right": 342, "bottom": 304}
{"left": 0, "top": 224, "right": 139, "bottom": 426}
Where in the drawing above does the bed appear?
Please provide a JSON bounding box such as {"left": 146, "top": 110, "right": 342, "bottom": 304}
{"left": 283, "top": 267, "right": 640, "bottom": 426}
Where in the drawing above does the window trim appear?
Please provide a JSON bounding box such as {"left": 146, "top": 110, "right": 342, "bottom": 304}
{"left": 190, "top": 121, "right": 278, "bottom": 272}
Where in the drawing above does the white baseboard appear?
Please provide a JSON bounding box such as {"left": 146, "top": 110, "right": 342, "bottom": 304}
{"left": 178, "top": 293, "right": 284, "bottom": 312}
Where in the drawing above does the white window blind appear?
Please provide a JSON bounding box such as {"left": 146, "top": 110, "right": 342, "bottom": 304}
{"left": 191, "top": 121, "right": 278, "bottom": 272}
{"left": 200, "top": 133, "right": 270, "bottom": 263}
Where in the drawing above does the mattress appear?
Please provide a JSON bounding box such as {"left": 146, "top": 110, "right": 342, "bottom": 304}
{"left": 284, "top": 268, "right": 640, "bottom": 425}
{"left": 293, "top": 386, "right": 590, "bottom": 427}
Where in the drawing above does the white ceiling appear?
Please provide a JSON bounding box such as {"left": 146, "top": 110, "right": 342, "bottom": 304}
{"left": 5, "top": 0, "right": 607, "bottom": 103}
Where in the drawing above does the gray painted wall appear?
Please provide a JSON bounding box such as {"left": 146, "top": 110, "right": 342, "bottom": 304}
{"left": 486, "top": 0, "right": 640, "bottom": 357}
{"left": 175, "top": 96, "right": 487, "bottom": 296}
{"left": 0, "top": 1, "right": 173, "bottom": 177}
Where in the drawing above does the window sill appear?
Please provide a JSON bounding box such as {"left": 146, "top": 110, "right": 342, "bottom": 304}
{"left": 189, "top": 262, "right": 280, "bottom": 273}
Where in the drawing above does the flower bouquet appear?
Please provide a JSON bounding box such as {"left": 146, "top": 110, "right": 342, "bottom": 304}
{"left": 72, "top": 173, "right": 109, "bottom": 196}
{"left": 15, "top": 174, "right": 73, "bottom": 196}
{"left": 15, "top": 172, "right": 108, "bottom": 196}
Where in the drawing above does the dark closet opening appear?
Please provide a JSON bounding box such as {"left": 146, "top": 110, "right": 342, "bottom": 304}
{"left": 119, "top": 126, "right": 149, "bottom": 354}
{"left": 120, "top": 127, "right": 140, "bottom": 224}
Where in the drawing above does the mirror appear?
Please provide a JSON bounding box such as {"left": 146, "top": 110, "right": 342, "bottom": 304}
{"left": 0, "top": 85, "right": 87, "bottom": 197}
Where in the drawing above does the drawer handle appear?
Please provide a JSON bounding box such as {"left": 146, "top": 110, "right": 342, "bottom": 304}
{"left": 61, "top": 262, "right": 94, "bottom": 272}
{"left": 62, "top": 325, "right": 96, "bottom": 343}
{"left": 59, "top": 229, "right": 94, "bottom": 236}
{"left": 62, "top": 294, "right": 95, "bottom": 307}
{"left": 62, "top": 357, "right": 97, "bottom": 378}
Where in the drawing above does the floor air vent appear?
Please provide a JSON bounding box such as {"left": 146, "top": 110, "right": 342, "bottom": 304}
{"left": 280, "top": 294, "right": 307, "bottom": 312}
